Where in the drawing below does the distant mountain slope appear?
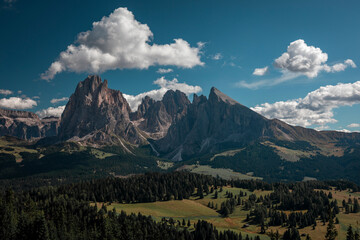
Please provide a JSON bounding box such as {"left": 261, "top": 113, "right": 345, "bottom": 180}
{"left": 0, "top": 108, "right": 59, "bottom": 140}
{"left": 154, "top": 87, "right": 360, "bottom": 160}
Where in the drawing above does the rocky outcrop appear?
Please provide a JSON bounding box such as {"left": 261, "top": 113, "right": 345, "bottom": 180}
{"left": 0, "top": 108, "right": 59, "bottom": 140}
{"left": 131, "top": 90, "right": 190, "bottom": 139}
{"left": 59, "top": 75, "right": 145, "bottom": 148}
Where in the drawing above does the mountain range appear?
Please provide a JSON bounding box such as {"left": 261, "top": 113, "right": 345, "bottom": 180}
{"left": 1, "top": 75, "right": 360, "bottom": 183}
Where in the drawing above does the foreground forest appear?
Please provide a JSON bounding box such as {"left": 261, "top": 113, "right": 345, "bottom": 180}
{"left": 1, "top": 172, "right": 360, "bottom": 240}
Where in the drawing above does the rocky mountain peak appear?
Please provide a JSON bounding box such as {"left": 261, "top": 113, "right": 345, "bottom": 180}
{"left": 59, "top": 75, "right": 143, "bottom": 147}
{"left": 193, "top": 94, "right": 207, "bottom": 105}
{"left": 162, "top": 90, "right": 190, "bottom": 117}
{"left": 75, "top": 75, "right": 103, "bottom": 94}
{"left": 209, "top": 87, "right": 239, "bottom": 105}
{"left": 131, "top": 89, "right": 191, "bottom": 139}
{"left": 131, "top": 96, "right": 156, "bottom": 120}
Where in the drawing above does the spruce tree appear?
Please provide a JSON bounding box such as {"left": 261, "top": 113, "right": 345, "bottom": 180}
{"left": 325, "top": 213, "right": 337, "bottom": 240}
{"left": 347, "top": 225, "right": 354, "bottom": 240}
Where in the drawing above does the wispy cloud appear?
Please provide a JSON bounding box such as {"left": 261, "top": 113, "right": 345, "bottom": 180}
{"left": 0, "top": 89, "right": 13, "bottom": 95}
{"left": 156, "top": 68, "right": 173, "bottom": 74}
{"left": 50, "top": 97, "right": 69, "bottom": 104}
{"left": 211, "top": 53, "right": 222, "bottom": 60}
{"left": 347, "top": 123, "right": 360, "bottom": 128}
{"left": 252, "top": 66, "right": 269, "bottom": 76}
{"left": 236, "top": 71, "right": 300, "bottom": 89}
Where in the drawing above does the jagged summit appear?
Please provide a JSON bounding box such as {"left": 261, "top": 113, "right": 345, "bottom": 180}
{"left": 209, "top": 87, "right": 241, "bottom": 106}
{"left": 75, "top": 75, "right": 104, "bottom": 94}
{"left": 131, "top": 88, "right": 191, "bottom": 139}
{"left": 59, "top": 75, "right": 144, "bottom": 148}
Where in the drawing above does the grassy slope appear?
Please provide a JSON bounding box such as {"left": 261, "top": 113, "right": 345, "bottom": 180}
{"left": 102, "top": 186, "right": 269, "bottom": 239}
{"left": 179, "top": 165, "right": 261, "bottom": 180}
{"left": 102, "top": 186, "right": 360, "bottom": 240}
{"left": 0, "top": 137, "right": 37, "bottom": 162}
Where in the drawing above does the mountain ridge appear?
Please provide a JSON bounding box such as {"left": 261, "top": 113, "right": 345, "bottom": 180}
{"left": 1, "top": 75, "right": 360, "bottom": 161}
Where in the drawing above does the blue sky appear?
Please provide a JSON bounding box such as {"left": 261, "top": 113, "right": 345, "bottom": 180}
{"left": 1, "top": 0, "right": 360, "bottom": 131}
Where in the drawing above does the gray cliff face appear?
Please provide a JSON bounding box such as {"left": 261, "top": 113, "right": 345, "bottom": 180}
{"left": 154, "top": 87, "right": 271, "bottom": 160}
{"left": 0, "top": 108, "right": 59, "bottom": 140}
{"left": 131, "top": 90, "right": 190, "bottom": 139}
{"left": 59, "top": 75, "right": 144, "bottom": 146}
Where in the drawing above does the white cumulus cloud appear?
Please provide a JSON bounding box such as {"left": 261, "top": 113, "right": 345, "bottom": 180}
{"left": 0, "top": 97, "right": 37, "bottom": 110}
{"left": 50, "top": 97, "right": 69, "bottom": 104}
{"left": 274, "top": 39, "right": 356, "bottom": 78}
{"left": 252, "top": 66, "right": 269, "bottom": 76}
{"left": 0, "top": 89, "right": 13, "bottom": 95}
{"left": 36, "top": 105, "right": 65, "bottom": 118}
{"left": 240, "top": 40, "right": 356, "bottom": 89}
{"left": 123, "top": 77, "right": 202, "bottom": 111}
{"left": 156, "top": 68, "right": 173, "bottom": 74}
{"left": 252, "top": 81, "right": 360, "bottom": 128}
{"left": 41, "top": 7, "right": 203, "bottom": 80}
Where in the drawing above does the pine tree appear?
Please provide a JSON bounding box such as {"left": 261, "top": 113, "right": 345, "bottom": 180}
{"left": 325, "top": 213, "right": 338, "bottom": 240}
{"left": 283, "top": 227, "right": 300, "bottom": 240}
{"left": 347, "top": 225, "right": 354, "bottom": 240}
{"left": 33, "top": 211, "right": 50, "bottom": 240}
{"left": 354, "top": 231, "right": 360, "bottom": 240}
{"left": 328, "top": 192, "right": 333, "bottom": 199}
{"left": 353, "top": 199, "right": 359, "bottom": 213}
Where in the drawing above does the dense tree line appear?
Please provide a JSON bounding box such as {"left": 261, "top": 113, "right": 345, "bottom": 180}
{"left": 0, "top": 188, "right": 260, "bottom": 240}
{"left": 26, "top": 172, "right": 226, "bottom": 203}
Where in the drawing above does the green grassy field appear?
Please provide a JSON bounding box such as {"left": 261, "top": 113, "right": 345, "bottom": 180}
{"left": 100, "top": 186, "right": 269, "bottom": 239}
{"left": 100, "top": 186, "right": 360, "bottom": 240}
{"left": 0, "top": 136, "right": 38, "bottom": 162}
{"left": 180, "top": 165, "right": 261, "bottom": 180}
